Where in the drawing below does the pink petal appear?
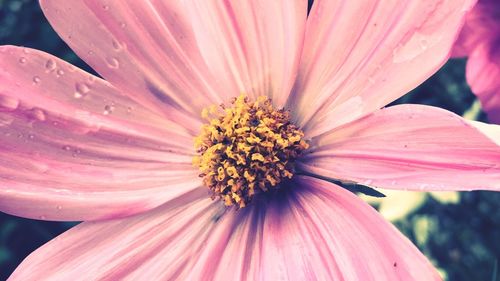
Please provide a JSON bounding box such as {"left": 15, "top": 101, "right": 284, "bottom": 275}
{"left": 299, "top": 104, "right": 500, "bottom": 191}
{"left": 10, "top": 178, "right": 441, "bottom": 280}
{"left": 289, "top": 0, "right": 476, "bottom": 138}
{"left": 185, "top": 0, "right": 307, "bottom": 107}
{"left": 466, "top": 42, "right": 500, "bottom": 124}
{"left": 40, "top": 0, "right": 222, "bottom": 131}
{"left": 452, "top": 0, "right": 500, "bottom": 57}
{"left": 0, "top": 46, "right": 201, "bottom": 221}
{"left": 469, "top": 120, "right": 500, "bottom": 145}
{"left": 0, "top": 46, "right": 193, "bottom": 145}
{"left": 8, "top": 188, "right": 223, "bottom": 280}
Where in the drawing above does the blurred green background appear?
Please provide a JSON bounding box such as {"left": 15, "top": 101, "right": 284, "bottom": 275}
{"left": 0, "top": 1, "right": 499, "bottom": 280}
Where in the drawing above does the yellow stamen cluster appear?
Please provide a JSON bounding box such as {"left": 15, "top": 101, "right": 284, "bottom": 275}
{"left": 193, "top": 95, "right": 309, "bottom": 208}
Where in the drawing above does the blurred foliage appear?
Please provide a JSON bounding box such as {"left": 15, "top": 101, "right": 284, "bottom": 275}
{"left": 0, "top": 0, "right": 93, "bottom": 72}
{"left": 0, "top": 1, "right": 499, "bottom": 281}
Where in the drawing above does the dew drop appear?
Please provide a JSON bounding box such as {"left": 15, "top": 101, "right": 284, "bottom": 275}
{"left": 112, "top": 39, "right": 122, "bottom": 50}
{"left": 39, "top": 215, "right": 46, "bottom": 220}
{"left": 29, "top": 108, "right": 46, "bottom": 121}
{"left": 45, "top": 59, "right": 57, "bottom": 72}
{"left": 88, "top": 50, "right": 94, "bottom": 56}
{"left": 126, "top": 106, "right": 132, "bottom": 113}
{"left": 74, "top": 82, "right": 90, "bottom": 99}
{"left": 56, "top": 205, "right": 63, "bottom": 211}
{"left": 105, "top": 57, "right": 119, "bottom": 69}
{"left": 56, "top": 69, "right": 65, "bottom": 77}
{"left": 392, "top": 32, "right": 436, "bottom": 63}
{"left": 102, "top": 4, "right": 109, "bottom": 10}
{"left": 62, "top": 145, "right": 71, "bottom": 151}
{"left": 103, "top": 104, "right": 115, "bottom": 115}
{"left": 32, "top": 76, "right": 41, "bottom": 84}
{"left": 19, "top": 57, "right": 27, "bottom": 64}
{"left": 87, "top": 75, "right": 96, "bottom": 83}
{"left": 0, "top": 95, "right": 20, "bottom": 111}
{"left": 419, "top": 39, "right": 429, "bottom": 50}
{"left": 28, "top": 134, "right": 35, "bottom": 139}
{"left": 119, "top": 22, "right": 127, "bottom": 28}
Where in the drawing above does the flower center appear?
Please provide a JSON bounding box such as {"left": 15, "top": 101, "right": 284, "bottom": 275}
{"left": 193, "top": 95, "right": 309, "bottom": 208}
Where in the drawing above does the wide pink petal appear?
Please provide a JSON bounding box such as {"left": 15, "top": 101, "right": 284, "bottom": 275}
{"left": 0, "top": 46, "right": 201, "bottom": 221}
{"left": 40, "top": 0, "right": 223, "bottom": 131}
{"left": 10, "top": 178, "right": 441, "bottom": 280}
{"left": 289, "top": 0, "right": 476, "bottom": 138}
{"left": 8, "top": 188, "right": 223, "bottom": 280}
{"left": 466, "top": 42, "right": 500, "bottom": 124}
{"left": 299, "top": 104, "right": 500, "bottom": 191}
{"left": 185, "top": 0, "right": 307, "bottom": 107}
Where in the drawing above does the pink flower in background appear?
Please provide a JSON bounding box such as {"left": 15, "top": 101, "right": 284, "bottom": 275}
{"left": 1, "top": 0, "right": 499, "bottom": 280}
{"left": 453, "top": 0, "right": 500, "bottom": 123}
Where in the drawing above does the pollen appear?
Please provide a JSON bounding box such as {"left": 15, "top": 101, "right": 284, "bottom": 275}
{"left": 193, "top": 95, "right": 309, "bottom": 208}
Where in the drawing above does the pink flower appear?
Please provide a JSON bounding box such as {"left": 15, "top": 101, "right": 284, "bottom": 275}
{"left": 453, "top": 0, "right": 500, "bottom": 123}
{"left": 1, "top": 0, "right": 499, "bottom": 280}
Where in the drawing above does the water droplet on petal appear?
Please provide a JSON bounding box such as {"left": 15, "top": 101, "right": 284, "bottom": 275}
{"left": 88, "top": 50, "right": 94, "bottom": 56}
{"left": 45, "top": 59, "right": 57, "bottom": 72}
{"left": 102, "top": 4, "right": 109, "bottom": 10}
{"left": 62, "top": 145, "right": 71, "bottom": 151}
{"left": 87, "top": 75, "right": 96, "bottom": 83}
{"left": 103, "top": 104, "right": 115, "bottom": 115}
{"left": 74, "top": 82, "right": 90, "bottom": 99}
{"left": 19, "top": 57, "right": 27, "bottom": 64}
{"left": 363, "top": 179, "right": 373, "bottom": 185}
{"left": 112, "top": 40, "right": 122, "bottom": 51}
{"left": 32, "top": 76, "right": 41, "bottom": 84}
{"left": 39, "top": 215, "right": 46, "bottom": 220}
{"left": 392, "top": 32, "right": 439, "bottom": 63}
{"left": 29, "top": 108, "right": 46, "bottom": 121}
{"left": 56, "top": 69, "right": 65, "bottom": 77}
{"left": 0, "top": 95, "right": 20, "bottom": 111}
{"left": 105, "top": 57, "right": 119, "bottom": 69}
{"left": 56, "top": 205, "right": 62, "bottom": 210}
{"left": 419, "top": 39, "right": 428, "bottom": 50}
{"left": 119, "top": 22, "right": 127, "bottom": 28}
